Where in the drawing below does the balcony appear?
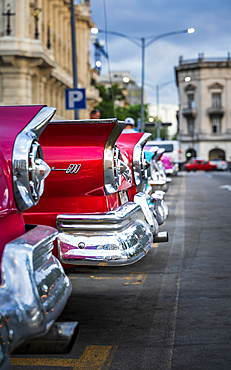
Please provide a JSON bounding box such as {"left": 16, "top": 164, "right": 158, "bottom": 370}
{"left": 182, "top": 107, "right": 197, "bottom": 118}
{"left": 207, "top": 106, "right": 224, "bottom": 117}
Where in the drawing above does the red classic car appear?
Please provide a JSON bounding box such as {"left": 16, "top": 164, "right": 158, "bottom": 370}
{"left": 183, "top": 158, "right": 217, "bottom": 171}
{"left": 24, "top": 118, "right": 167, "bottom": 267}
{"left": 0, "top": 106, "right": 76, "bottom": 368}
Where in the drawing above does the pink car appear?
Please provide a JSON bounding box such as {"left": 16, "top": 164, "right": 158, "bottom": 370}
{"left": 0, "top": 106, "right": 76, "bottom": 367}
{"left": 161, "top": 154, "right": 179, "bottom": 176}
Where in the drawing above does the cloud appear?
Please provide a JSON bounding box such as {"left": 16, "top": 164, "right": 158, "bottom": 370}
{"left": 90, "top": 0, "right": 231, "bottom": 105}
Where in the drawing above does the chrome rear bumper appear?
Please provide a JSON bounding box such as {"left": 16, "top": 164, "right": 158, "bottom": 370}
{"left": 57, "top": 202, "right": 153, "bottom": 266}
{"left": 0, "top": 225, "right": 72, "bottom": 353}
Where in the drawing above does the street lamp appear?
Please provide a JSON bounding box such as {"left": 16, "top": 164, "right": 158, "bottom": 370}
{"left": 123, "top": 76, "right": 130, "bottom": 84}
{"left": 91, "top": 27, "right": 195, "bottom": 131}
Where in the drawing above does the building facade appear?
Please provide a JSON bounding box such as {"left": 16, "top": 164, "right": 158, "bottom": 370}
{"left": 0, "top": 0, "right": 101, "bottom": 119}
{"left": 175, "top": 53, "right": 231, "bottom": 162}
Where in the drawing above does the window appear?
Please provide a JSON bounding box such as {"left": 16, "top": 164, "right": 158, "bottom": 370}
{"left": 144, "top": 144, "right": 174, "bottom": 153}
{"left": 156, "top": 144, "right": 174, "bottom": 152}
{"left": 212, "top": 93, "right": 221, "bottom": 108}
{"left": 187, "top": 117, "right": 194, "bottom": 135}
{"left": 187, "top": 94, "right": 195, "bottom": 109}
{"left": 212, "top": 117, "right": 221, "bottom": 133}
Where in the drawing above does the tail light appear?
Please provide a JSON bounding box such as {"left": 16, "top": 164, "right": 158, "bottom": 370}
{"left": 28, "top": 140, "right": 51, "bottom": 202}
{"left": 12, "top": 107, "right": 56, "bottom": 211}
{"left": 104, "top": 145, "right": 130, "bottom": 194}
{"left": 133, "top": 134, "right": 151, "bottom": 186}
{"left": 103, "top": 120, "right": 128, "bottom": 195}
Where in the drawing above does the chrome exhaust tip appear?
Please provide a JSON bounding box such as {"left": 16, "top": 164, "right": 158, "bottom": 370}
{"left": 13, "top": 322, "right": 79, "bottom": 354}
{"left": 153, "top": 231, "right": 168, "bottom": 243}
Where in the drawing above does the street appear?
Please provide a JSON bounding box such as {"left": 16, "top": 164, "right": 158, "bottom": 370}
{"left": 11, "top": 171, "right": 231, "bottom": 370}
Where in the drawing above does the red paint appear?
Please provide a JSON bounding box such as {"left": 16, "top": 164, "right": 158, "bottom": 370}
{"left": 184, "top": 158, "right": 217, "bottom": 171}
{"left": 24, "top": 120, "right": 124, "bottom": 229}
{"left": 116, "top": 133, "right": 144, "bottom": 197}
{"left": 0, "top": 105, "right": 44, "bottom": 262}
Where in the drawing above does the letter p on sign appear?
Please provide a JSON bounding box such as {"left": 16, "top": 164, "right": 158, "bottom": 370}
{"left": 65, "top": 88, "right": 86, "bottom": 110}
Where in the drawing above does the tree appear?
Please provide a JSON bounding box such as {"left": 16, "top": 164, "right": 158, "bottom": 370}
{"left": 94, "top": 83, "right": 125, "bottom": 118}
{"left": 93, "top": 84, "right": 149, "bottom": 125}
{"left": 116, "top": 104, "right": 149, "bottom": 124}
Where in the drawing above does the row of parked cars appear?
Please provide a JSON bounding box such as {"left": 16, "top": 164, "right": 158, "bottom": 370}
{"left": 0, "top": 105, "right": 175, "bottom": 368}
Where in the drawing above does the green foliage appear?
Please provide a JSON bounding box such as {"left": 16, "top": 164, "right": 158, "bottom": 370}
{"left": 93, "top": 84, "right": 149, "bottom": 124}
{"left": 115, "top": 104, "right": 149, "bottom": 124}
{"left": 171, "top": 131, "right": 178, "bottom": 140}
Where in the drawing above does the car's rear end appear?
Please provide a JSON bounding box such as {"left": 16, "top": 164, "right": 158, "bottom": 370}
{"left": 24, "top": 119, "right": 156, "bottom": 266}
{"left": 0, "top": 106, "right": 75, "bottom": 365}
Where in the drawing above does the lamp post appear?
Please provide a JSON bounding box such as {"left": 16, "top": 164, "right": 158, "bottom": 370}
{"left": 156, "top": 80, "right": 175, "bottom": 138}
{"left": 91, "top": 27, "right": 195, "bottom": 131}
{"left": 70, "top": 0, "right": 79, "bottom": 119}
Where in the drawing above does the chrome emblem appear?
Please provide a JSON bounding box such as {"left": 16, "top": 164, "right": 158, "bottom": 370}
{"left": 51, "top": 164, "right": 81, "bottom": 174}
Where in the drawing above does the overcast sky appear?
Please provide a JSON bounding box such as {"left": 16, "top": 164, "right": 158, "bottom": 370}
{"left": 89, "top": 0, "right": 231, "bottom": 107}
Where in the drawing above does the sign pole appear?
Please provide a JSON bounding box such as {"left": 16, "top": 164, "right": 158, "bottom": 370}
{"left": 70, "top": 0, "right": 79, "bottom": 119}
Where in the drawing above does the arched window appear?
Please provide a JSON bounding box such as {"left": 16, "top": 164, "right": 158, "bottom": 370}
{"left": 209, "top": 148, "right": 225, "bottom": 160}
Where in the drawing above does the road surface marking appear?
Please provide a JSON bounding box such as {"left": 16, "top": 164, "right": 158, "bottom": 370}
{"left": 143, "top": 174, "right": 186, "bottom": 369}
{"left": 70, "top": 272, "right": 146, "bottom": 284}
{"left": 11, "top": 345, "right": 117, "bottom": 369}
{"left": 219, "top": 185, "right": 231, "bottom": 192}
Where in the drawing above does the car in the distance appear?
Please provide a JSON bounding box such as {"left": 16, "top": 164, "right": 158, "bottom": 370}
{"left": 208, "top": 158, "right": 229, "bottom": 171}
{"left": 183, "top": 158, "right": 217, "bottom": 172}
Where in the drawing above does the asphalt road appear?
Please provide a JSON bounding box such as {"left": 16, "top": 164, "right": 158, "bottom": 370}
{"left": 11, "top": 171, "right": 231, "bottom": 370}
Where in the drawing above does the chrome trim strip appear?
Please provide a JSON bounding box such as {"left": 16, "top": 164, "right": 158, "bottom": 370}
{"left": 12, "top": 107, "right": 56, "bottom": 211}
{"left": 27, "top": 107, "right": 57, "bottom": 137}
{"left": 0, "top": 225, "right": 71, "bottom": 353}
{"left": 134, "top": 192, "right": 159, "bottom": 234}
{"left": 56, "top": 202, "right": 153, "bottom": 266}
{"left": 104, "top": 120, "right": 125, "bottom": 194}
{"left": 133, "top": 133, "right": 151, "bottom": 190}
{"left": 136, "top": 133, "right": 152, "bottom": 147}
{"left": 154, "top": 148, "right": 165, "bottom": 161}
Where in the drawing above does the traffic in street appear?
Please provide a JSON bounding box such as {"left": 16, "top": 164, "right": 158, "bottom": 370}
{"left": 11, "top": 171, "right": 231, "bottom": 370}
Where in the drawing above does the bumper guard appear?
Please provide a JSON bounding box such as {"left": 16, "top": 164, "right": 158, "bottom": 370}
{"left": 57, "top": 202, "right": 153, "bottom": 266}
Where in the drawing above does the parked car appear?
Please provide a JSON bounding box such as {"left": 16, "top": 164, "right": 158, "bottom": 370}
{"left": 142, "top": 148, "right": 169, "bottom": 226}
{"left": 208, "top": 158, "right": 229, "bottom": 171}
{"left": 145, "top": 140, "right": 182, "bottom": 171}
{"left": 144, "top": 146, "right": 172, "bottom": 193}
{"left": 183, "top": 158, "right": 217, "bottom": 171}
{"left": 116, "top": 132, "right": 169, "bottom": 232}
{"left": 0, "top": 105, "right": 76, "bottom": 369}
{"left": 161, "top": 154, "right": 179, "bottom": 176}
{"left": 24, "top": 119, "right": 168, "bottom": 268}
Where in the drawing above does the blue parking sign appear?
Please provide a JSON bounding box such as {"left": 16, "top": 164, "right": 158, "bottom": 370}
{"left": 65, "top": 88, "right": 86, "bottom": 110}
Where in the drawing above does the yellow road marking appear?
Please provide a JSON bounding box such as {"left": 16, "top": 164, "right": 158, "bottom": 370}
{"left": 11, "top": 345, "right": 117, "bottom": 369}
{"left": 70, "top": 272, "right": 146, "bottom": 285}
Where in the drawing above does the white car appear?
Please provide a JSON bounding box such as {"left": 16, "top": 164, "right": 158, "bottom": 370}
{"left": 208, "top": 159, "right": 229, "bottom": 171}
